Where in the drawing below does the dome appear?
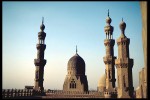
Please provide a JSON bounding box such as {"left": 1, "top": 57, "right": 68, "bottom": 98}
{"left": 40, "top": 24, "right": 45, "bottom": 31}
{"left": 98, "top": 74, "right": 106, "bottom": 87}
{"left": 119, "top": 18, "right": 126, "bottom": 32}
{"left": 106, "top": 16, "right": 112, "bottom": 24}
{"left": 136, "top": 86, "right": 140, "bottom": 90}
{"left": 67, "top": 53, "right": 85, "bottom": 75}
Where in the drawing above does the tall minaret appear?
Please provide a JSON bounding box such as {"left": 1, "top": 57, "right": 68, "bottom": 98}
{"left": 34, "top": 17, "right": 47, "bottom": 91}
{"left": 115, "top": 18, "right": 134, "bottom": 98}
{"left": 103, "top": 10, "right": 116, "bottom": 98}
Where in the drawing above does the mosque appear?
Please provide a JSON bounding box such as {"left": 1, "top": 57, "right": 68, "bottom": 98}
{"left": 32, "top": 10, "right": 135, "bottom": 98}
{"left": 2, "top": 2, "right": 147, "bottom": 99}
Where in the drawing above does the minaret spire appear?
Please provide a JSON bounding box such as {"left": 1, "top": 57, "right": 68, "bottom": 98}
{"left": 42, "top": 17, "right": 44, "bottom": 24}
{"left": 76, "top": 45, "right": 78, "bottom": 54}
{"left": 108, "top": 9, "right": 109, "bottom": 17}
{"left": 104, "top": 10, "right": 113, "bottom": 39}
{"left": 40, "top": 17, "right": 45, "bottom": 32}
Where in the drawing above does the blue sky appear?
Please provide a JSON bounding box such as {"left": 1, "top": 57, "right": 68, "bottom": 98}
{"left": 3, "top": 1, "right": 144, "bottom": 90}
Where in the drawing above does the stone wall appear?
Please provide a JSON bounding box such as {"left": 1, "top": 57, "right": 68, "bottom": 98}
{"left": 2, "top": 89, "right": 104, "bottom": 99}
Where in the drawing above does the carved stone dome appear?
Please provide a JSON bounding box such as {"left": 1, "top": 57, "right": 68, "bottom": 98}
{"left": 67, "top": 53, "right": 85, "bottom": 75}
{"left": 98, "top": 74, "right": 106, "bottom": 87}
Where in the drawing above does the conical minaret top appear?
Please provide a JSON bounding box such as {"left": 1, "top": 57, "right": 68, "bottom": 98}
{"left": 104, "top": 9, "right": 114, "bottom": 39}
{"left": 119, "top": 18, "right": 126, "bottom": 38}
{"left": 40, "top": 17, "right": 45, "bottom": 31}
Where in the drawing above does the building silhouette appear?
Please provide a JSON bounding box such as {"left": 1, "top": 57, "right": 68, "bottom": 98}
{"left": 34, "top": 17, "right": 47, "bottom": 92}
{"left": 2, "top": 6, "right": 147, "bottom": 98}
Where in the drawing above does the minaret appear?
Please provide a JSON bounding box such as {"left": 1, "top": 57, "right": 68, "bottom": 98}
{"left": 115, "top": 18, "right": 134, "bottom": 98}
{"left": 34, "top": 17, "right": 47, "bottom": 91}
{"left": 103, "top": 10, "right": 116, "bottom": 98}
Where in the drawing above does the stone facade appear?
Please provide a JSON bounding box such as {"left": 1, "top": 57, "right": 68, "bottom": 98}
{"left": 136, "top": 67, "right": 147, "bottom": 98}
{"left": 115, "top": 19, "right": 134, "bottom": 98}
{"left": 2, "top": 89, "right": 104, "bottom": 99}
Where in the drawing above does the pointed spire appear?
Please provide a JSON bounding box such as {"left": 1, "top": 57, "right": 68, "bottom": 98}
{"left": 42, "top": 17, "right": 44, "bottom": 24}
{"left": 105, "top": 9, "right": 113, "bottom": 39}
{"left": 106, "top": 9, "right": 111, "bottom": 25}
{"left": 76, "top": 45, "right": 78, "bottom": 54}
{"left": 108, "top": 9, "right": 109, "bottom": 17}
{"left": 40, "top": 17, "right": 45, "bottom": 31}
{"left": 122, "top": 17, "right": 123, "bottom": 22}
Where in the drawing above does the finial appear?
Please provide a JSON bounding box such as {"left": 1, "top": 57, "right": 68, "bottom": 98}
{"left": 76, "top": 45, "right": 78, "bottom": 54}
{"left": 40, "top": 17, "right": 45, "bottom": 31}
{"left": 42, "top": 17, "right": 44, "bottom": 24}
{"left": 106, "top": 9, "right": 111, "bottom": 24}
{"left": 119, "top": 18, "right": 126, "bottom": 37}
{"left": 108, "top": 9, "right": 109, "bottom": 17}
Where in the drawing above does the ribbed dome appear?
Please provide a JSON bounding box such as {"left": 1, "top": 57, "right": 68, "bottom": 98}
{"left": 98, "top": 74, "right": 106, "bottom": 87}
{"left": 67, "top": 53, "right": 85, "bottom": 75}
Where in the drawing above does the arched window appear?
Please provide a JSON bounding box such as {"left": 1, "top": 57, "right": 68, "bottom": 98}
{"left": 70, "top": 79, "right": 76, "bottom": 89}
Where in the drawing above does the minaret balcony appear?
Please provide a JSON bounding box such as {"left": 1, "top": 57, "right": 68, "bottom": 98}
{"left": 104, "top": 39, "right": 115, "bottom": 46}
{"left": 36, "top": 44, "right": 46, "bottom": 50}
{"left": 103, "top": 56, "right": 116, "bottom": 65}
{"left": 34, "top": 59, "right": 46, "bottom": 66}
{"left": 38, "top": 31, "right": 46, "bottom": 39}
{"left": 115, "top": 58, "right": 133, "bottom": 68}
{"left": 117, "top": 37, "right": 130, "bottom": 45}
{"left": 115, "top": 58, "right": 133, "bottom": 64}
